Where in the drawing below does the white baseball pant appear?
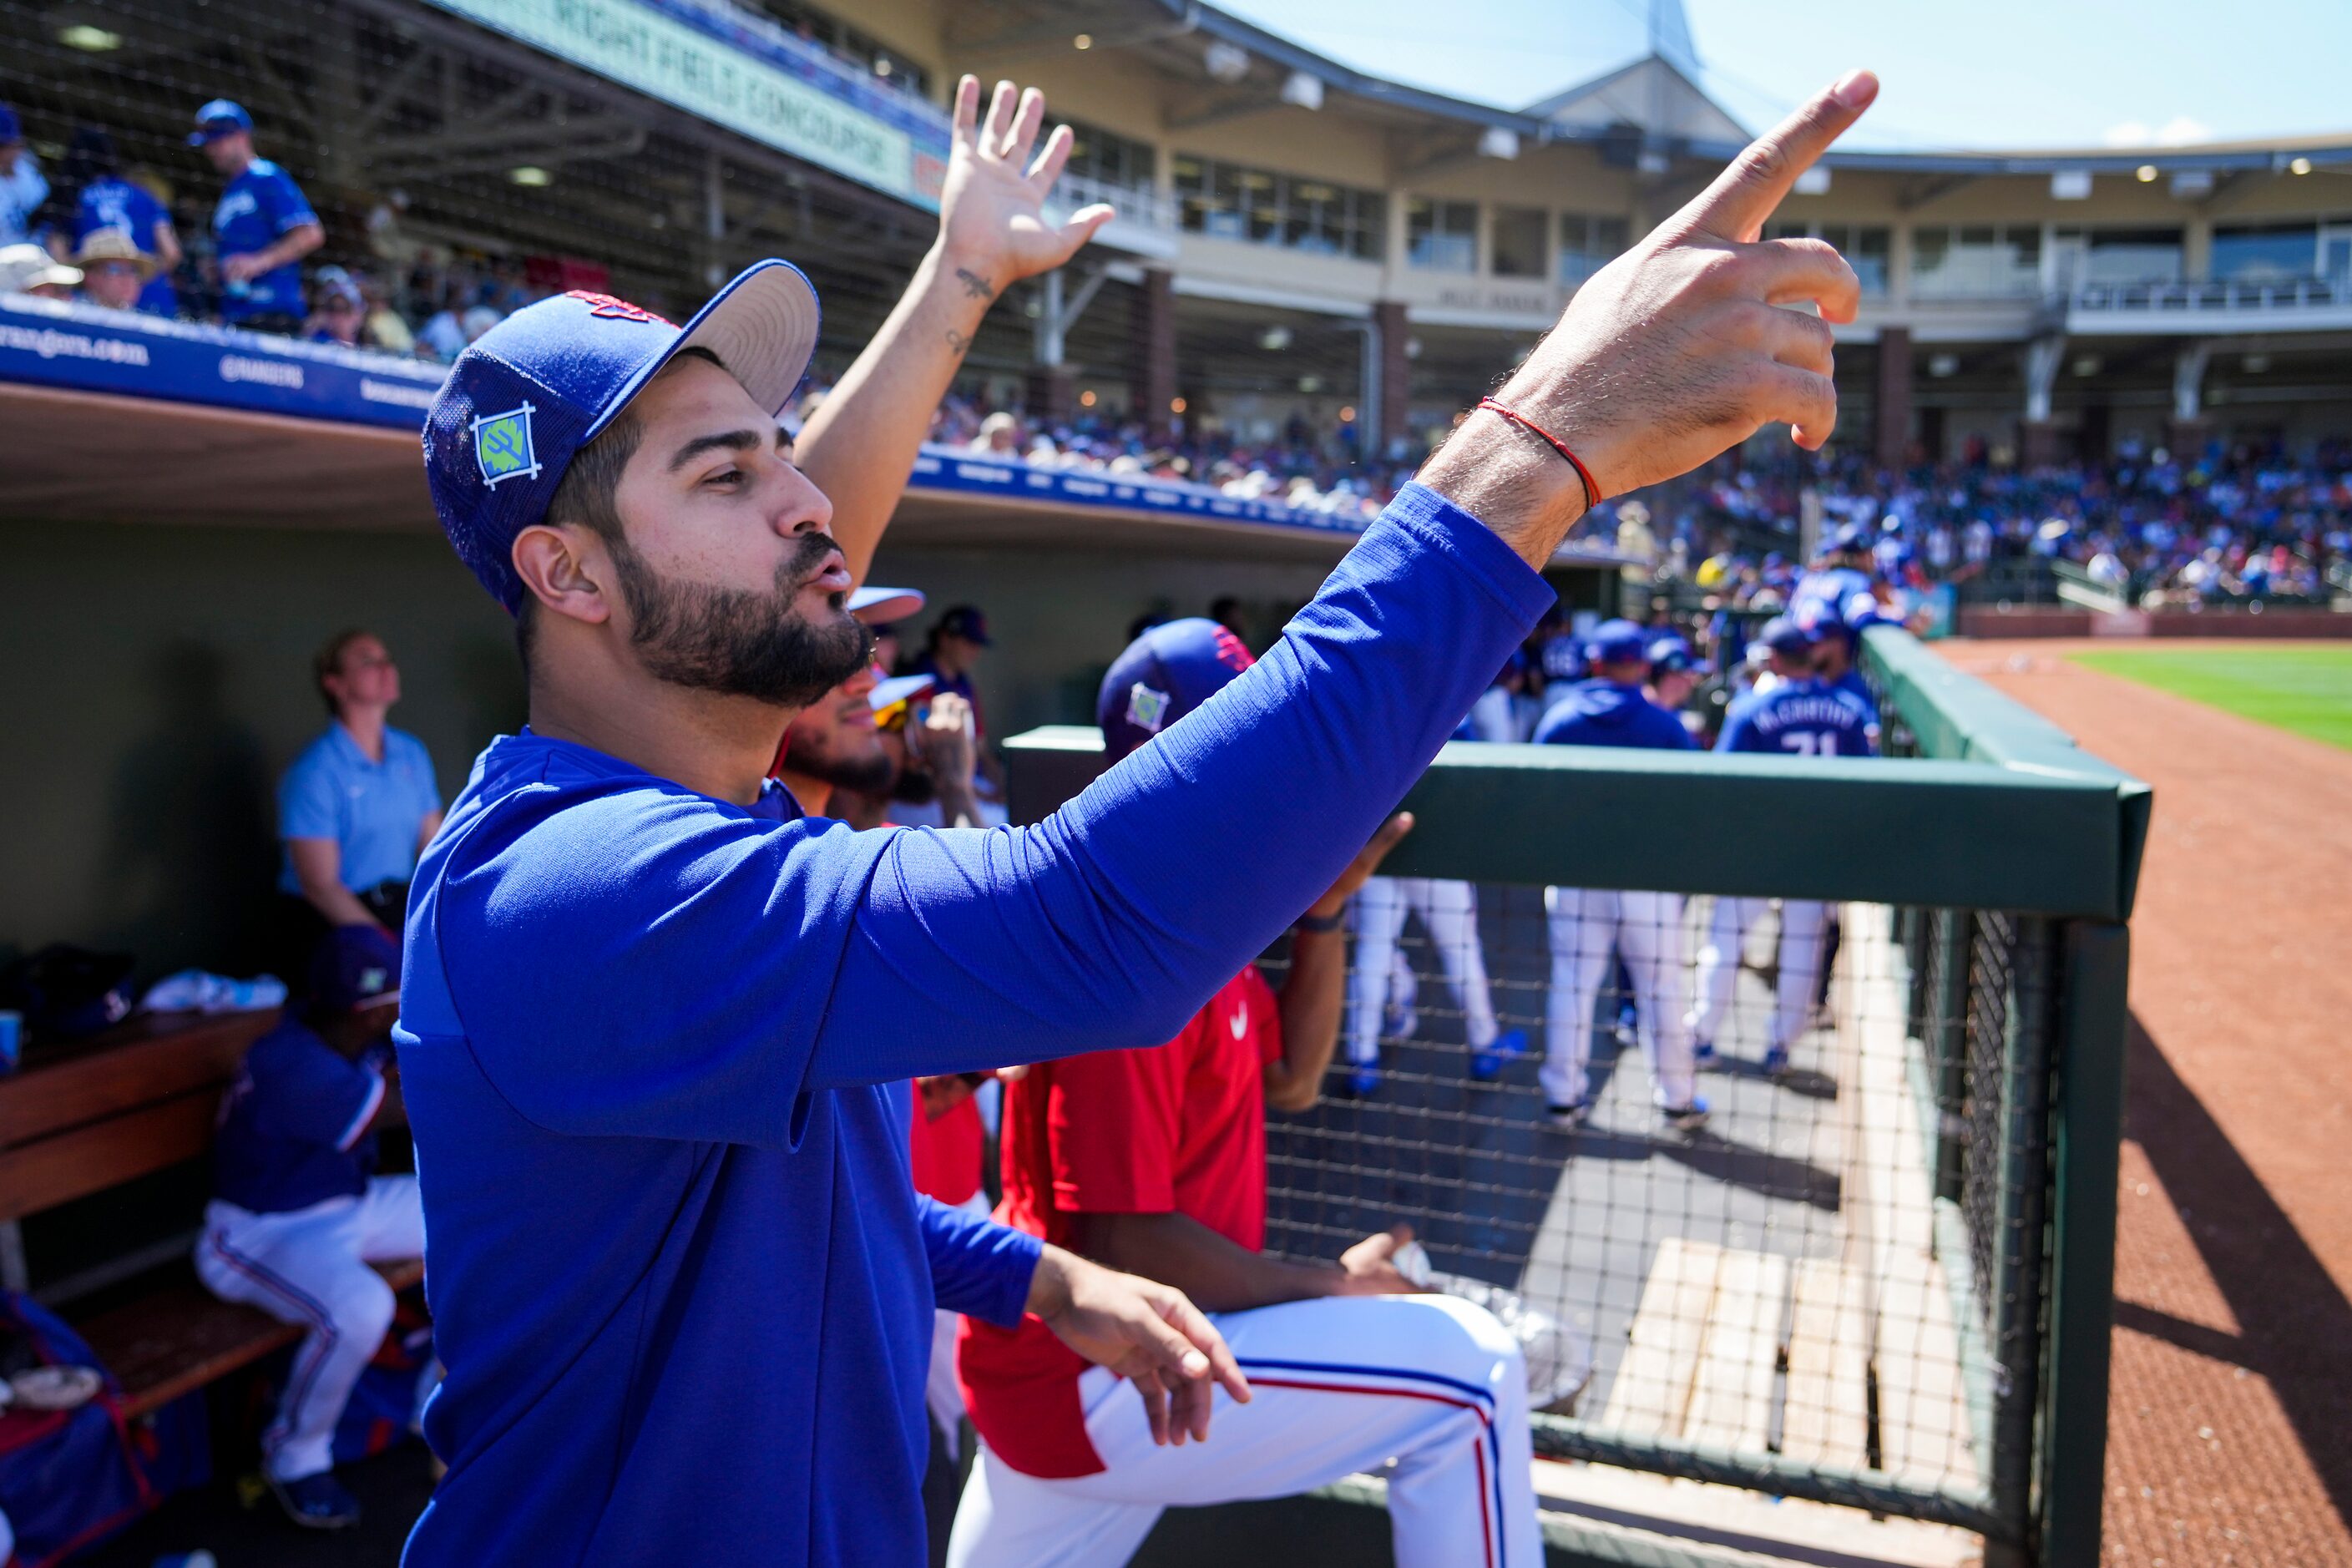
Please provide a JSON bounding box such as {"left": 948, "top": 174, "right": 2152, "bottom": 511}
{"left": 193, "top": 1176, "right": 422, "bottom": 1481}
{"left": 1347, "top": 877, "right": 1502, "bottom": 1065}
{"left": 947, "top": 1293, "right": 1541, "bottom": 1568}
{"left": 1686, "top": 898, "right": 1829, "bottom": 1054}
{"left": 1540, "top": 888, "right": 1697, "bottom": 1110}
{"left": 927, "top": 1189, "right": 995, "bottom": 1460}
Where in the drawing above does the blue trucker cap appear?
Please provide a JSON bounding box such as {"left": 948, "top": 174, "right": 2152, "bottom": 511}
{"left": 1756, "top": 615, "right": 1818, "bottom": 658}
{"left": 1097, "top": 618, "right": 1257, "bottom": 763}
{"left": 422, "top": 262, "right": 821, "bottom": 615}
{"left": 308, "top": 925, "right": 401, "bottom": 1012}
{"left": 186, "top": 99, "right": 254, "bottom": 144}
{"left": 1584, "top": 618, "right": 1651, "bottom": 667}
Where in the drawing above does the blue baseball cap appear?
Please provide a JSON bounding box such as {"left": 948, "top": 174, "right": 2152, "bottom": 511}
{"left": 0, "top": 104, "right": 22, "bottom": 144}
{"left": 1822, "top": 520, "right": 1872, "bottom": 556}
{"left": 1756, "top": 615, "right": 1818, "bottom": 658}
{"left": 1584, "top": 618, "right": 1651, "bottom": 667}
{"left": 1646, "top": 633, "right": 1692, "bottom": 675}
{"left": 868, "top": 671, "right": 936, "bottom": 715}
{"left": 848, "top": 584, "right": 923, "bottom": 625}
{"left": 308, "top": 925, "right": 401, "bottom": 1012}
{"left": 186, "top": 99, "right": 254, "bottom": 144}
{"left": 934, "top": 604, "right": 993, "bottom": 647}
{"left": 421, "top": 262, "right": 820, "bottom": 614}
{"left": 1097, "top": 618, "right": 1256, "bottom": 762}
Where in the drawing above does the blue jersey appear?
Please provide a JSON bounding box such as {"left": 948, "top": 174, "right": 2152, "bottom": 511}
{"left": 391, "top": 485, "right": 1554, "bottom": 1566}
{"left": 1789, "top": 566, "right": 1876, "bottom": 640}
{"left": 1717, "top": 677, "right": 1878, "bottom": 758}
{"left": 213, "top": 1019, "right": 383, "bottom": 1214}
{"left": 277, "top": 725, "right": 443, "bottom": 895}
{"left": 1533, "top": 678, "right": 1697, "bottom": 751}
{"left": 211, "top": 158, "right": 316, "bottom": 321}
{"left": 74, "top": 177, "right": 176, "bottom": 316}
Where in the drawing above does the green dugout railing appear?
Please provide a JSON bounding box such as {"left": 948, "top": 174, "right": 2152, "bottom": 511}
{"left": 1004, "top": 626, "right": 2146, "bottom": 1567}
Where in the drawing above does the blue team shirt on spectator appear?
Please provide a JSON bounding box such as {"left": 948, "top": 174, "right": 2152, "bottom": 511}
{"left": 388, "top": 486, "right": 1555, "bottom": 1567}
{"left": 277, "top": 726, "right": 441, "bottom": 896}
{"left": 210, "top": 158, "right": 315, "bottom": 321}
{"left": 1717, "top": 678, "right": 1879, "bottom": 758}
{"left": 74, "top": 177, "right": 176, "bottom": 316}
{"left": 213, "top": 1018, "right": 384, "bottom": 1214}
{"left": 1533, "top": 678, "right": 1697, "bottom": 751}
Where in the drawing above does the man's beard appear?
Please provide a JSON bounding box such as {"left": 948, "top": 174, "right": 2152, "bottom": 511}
{"left": 779, "top": 725, "right": 893, "bottom": 794}
{"left": 614, "top": 531, "right": 873, "bottom": 708}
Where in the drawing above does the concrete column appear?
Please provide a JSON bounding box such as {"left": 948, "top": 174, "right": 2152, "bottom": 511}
{"left": 2021, "top": 331, "right": 2065, "bottom": 469}
{"left": 1024, "top": 364, "right": 1077, "bottom": 427}
{"left": 1874, "top": 325, "right": 1913, "bottom": 470}
{"left": 2166, "top": 340, "right": 2213, "bottom": 457}
{"left": 1130, "top": 267, "right": 1176, "bottom": 443}
{"left": 1373, "top": 299, "right": 1410, "bottom": 456}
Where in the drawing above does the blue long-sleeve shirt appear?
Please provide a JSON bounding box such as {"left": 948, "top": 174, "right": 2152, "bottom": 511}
{"left": 393, "top": 483, "right": 1553, "bottom": 1566}
{"left": 1532, "top": 677, "right": 1697, "bottom": 751}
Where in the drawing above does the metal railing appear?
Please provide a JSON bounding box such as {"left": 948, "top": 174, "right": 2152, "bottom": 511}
{"left": 1004, "top": 625, "right": 2144, "bottom": 1566}
{"left": 2066, "top": 275, "right": 2352, "bottom": 316}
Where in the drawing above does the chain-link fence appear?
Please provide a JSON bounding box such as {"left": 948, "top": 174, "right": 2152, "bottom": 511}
{"left": 1007, "top": 625, "right": 2145, "bottom": 1565}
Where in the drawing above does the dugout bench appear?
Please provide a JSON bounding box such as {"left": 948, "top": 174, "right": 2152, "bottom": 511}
{"left": 0, "top": 1009, "right": 421, "bottom": 1419}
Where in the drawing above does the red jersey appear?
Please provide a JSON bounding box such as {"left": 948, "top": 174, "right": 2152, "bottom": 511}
{"left": 908, "top": 1088, "right": 985, "bottom": 1208}
{"left": 957, "top": 966, "right": 1282, "bottom": 1478}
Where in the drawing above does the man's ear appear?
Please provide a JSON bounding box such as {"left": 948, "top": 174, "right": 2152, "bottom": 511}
{"left": 512, "top": 524, "right": 613, "bottom": 628}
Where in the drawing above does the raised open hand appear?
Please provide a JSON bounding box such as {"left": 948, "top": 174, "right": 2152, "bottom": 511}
{"left": 1422, "top": 71, "right": 1879, "bottom": 556}
{"left": 938, "top": 75, "right": 1115, "bottom": 301}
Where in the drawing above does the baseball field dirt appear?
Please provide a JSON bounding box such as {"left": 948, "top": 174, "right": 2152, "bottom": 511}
{"left": 1945, "top": 639, "right": 2352, "bottom": 1568}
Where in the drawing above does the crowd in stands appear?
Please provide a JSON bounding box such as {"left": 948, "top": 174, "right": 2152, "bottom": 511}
{"left": 1643, "top": 443, "right": 2352, "bottom": 611}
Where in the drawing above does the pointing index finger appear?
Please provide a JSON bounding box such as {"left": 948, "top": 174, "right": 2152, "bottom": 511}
{"left": 1677, "top": 70, "right": 1878, "bottom": 244}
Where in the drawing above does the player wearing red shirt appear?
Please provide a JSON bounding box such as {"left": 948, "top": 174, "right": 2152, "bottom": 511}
{"left": 951, "top": 620, "right": 1544, "bottom": 1568}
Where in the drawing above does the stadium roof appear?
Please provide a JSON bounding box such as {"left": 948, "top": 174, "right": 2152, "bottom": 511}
{"left": 1124, "top": 0, "right": 2352, "bottom": 175}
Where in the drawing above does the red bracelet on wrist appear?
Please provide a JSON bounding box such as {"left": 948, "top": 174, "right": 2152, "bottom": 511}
{"left": 1474, "top": 396, "right": 1602, "bottom": 512}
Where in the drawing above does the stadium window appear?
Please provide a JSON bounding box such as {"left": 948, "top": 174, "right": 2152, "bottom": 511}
{"left": 1557, "top": 213, "right": 1629, "bottom": 286}
{"left": 1491, "top": 206, "right": 1548, "bottom": 279}
{"left": 2075, "top": 227, "right": 2183, "bottom": 286}
{"left": 1909, "top": 223, "right": 2044, "bottom": 298}
{"left": 1764, "top": 220, "right": 1889, "bottom": 296}
{"left": 1060, "top": 117, "right": 1156, "bottom": 193}
{"left": 1407, "top": 198, "right": 1479, "bottom": 274}
{"left": 1173, "top": 154, "right": 1383, "bottom": 258}
{"left": 2210, "top": 222, "right": 2319, "bottom": 284}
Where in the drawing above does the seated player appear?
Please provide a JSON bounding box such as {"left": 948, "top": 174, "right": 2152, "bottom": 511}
{"left": 194, "top": 927, "right": 420, "bottom": 1530}
{"left": 1687, "top": 617, "right": 1876, "bottom": 1073}
{"left": 1530, "top": 620, "right": 1706, "bottom": 1131}
{"left": 950, "top": 619, "right": 1543, "bottom": 1568}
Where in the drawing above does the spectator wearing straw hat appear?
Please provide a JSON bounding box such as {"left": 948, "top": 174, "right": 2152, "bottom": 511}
{"left": 63, "top": 124, "right": 180, "bottom": 316}
{"left": 70, "top": 228, "right": 160, "bottom": 314}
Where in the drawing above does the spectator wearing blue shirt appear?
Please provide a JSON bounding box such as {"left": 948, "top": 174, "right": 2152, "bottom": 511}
{"left": 1531, "top": 620, "right": 1707, "bottom": 1132}
{"left": 1689, "top": 617, "right": 1876, "bottom": 1076}
{"left": 62, "top": 125, "right": 180, "bottom": 316}
{"left": 195, "top": 926, "right": 420, "bottom": 1530}
{"left": 275, "top": 630, "right": 442, "bottom": 975}
{"left": 0, "top": 103, "right": 44, "bottom": 248}
{"left": 187, "top": 99, "right": 321, "bottom": 332}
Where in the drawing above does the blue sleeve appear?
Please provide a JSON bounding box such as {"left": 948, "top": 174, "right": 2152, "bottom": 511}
{"left": 256, "top": 1047, "right": 381, "bottom": 1150}
{"left": 279, "top": 750, "right": 340, "bottom": 842}
{"left": 266, "top": 168, "right": 318, "bottom": 233}
{"left": 432, "top": 486, "right": 1551, "bottom": 1143}
{"left": 921, "top": 1195, "right": 1040, "bottom": 1326}
{"left": 1716, "top": 704, "right": 1758, "bottom": 754}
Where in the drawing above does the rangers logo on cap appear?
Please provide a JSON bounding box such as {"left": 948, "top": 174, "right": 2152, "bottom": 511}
{"left": 1125, "top": 682, "right": 1172, "bottom": 735}
{"left": 472, "top": 402, "right": 541, "bottom": 488}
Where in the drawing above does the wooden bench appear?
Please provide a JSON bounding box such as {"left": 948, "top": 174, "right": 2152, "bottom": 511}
{"left": 0, "top": 1009, "right": 423, "bottom": 1418}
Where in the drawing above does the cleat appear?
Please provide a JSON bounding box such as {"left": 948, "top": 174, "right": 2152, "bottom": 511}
{"left": 1661, "top": 1099, "right": 1710, "bottom": 1136}
{"left": 1384, "top": 1000, "right": 1419, "bottom": 1039}
{"left": 1468, "top": 1029, "right": 1529, "bottom": 1081}
{"left": 1692, "top": 1040, "right": 1717, "bottom": 1070}
{"left": 271, "top": 1470, "right": 362, "bottom": 1530}
{"left": 1545, "top": 1099, "right": 1591, "bottom": 1129}
{"left": 1763, "top": 1044, "right": 1790, "bottom": 1078}
{"left": 1346, "top": 1065, "right": 1380, "bottom": 1098}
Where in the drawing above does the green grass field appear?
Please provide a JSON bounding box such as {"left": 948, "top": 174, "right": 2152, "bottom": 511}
{"left": 2071, "top": 645, "right": 2352, "bottom": 751}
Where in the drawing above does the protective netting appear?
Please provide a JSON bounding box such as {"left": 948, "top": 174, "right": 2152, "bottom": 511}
{"left": 1257, "top": 878, "right": 2054, "bottom": 1530}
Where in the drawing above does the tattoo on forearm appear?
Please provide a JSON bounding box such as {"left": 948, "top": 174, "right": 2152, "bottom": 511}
{"left": 944, "top": 327, "right": 973, "bottom": 355}
{"left": 954, "top": 266, "right": 995, "bottom": 301}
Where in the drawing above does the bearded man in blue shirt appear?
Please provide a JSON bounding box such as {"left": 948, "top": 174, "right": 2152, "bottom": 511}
{"left": 396, "top": 69, "right": 1880, "bottom": 1568}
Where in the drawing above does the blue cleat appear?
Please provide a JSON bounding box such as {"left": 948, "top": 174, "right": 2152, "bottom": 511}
{"left": 1469, "top": 1029, "right": 1530, "bottom": 1081}
{"left": 1692, "top": 1040, "right": 1718, "bottom": 1070}
{"left": 271, "top": 1470, "right": 362, "bottom": 1530}
{"left": 1763, "top": 1044, "right": 1790, "bottom": 1078}
{"left": 1347, "top": 1064, "right": 1380, "bottom": 1098}
{"left": 1545, "top": 1099, "right": 1592, "bottom": 1130}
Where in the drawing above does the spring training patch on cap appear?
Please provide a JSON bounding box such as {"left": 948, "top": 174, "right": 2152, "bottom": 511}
{"left": 473, "top": 402, "right": 541, "bottom": 487}
{"left": 1125, "top": 682, "right": 1172, "bottom": 735}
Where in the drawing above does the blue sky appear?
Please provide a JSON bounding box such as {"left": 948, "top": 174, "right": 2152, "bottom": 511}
{"left": 1216, "top": 0, "right": 2352, "bottom": 150}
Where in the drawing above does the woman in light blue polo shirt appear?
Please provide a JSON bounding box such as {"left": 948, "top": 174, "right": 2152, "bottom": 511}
{"left": 275, "top": 630, "right": 442, "bottom": 971}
